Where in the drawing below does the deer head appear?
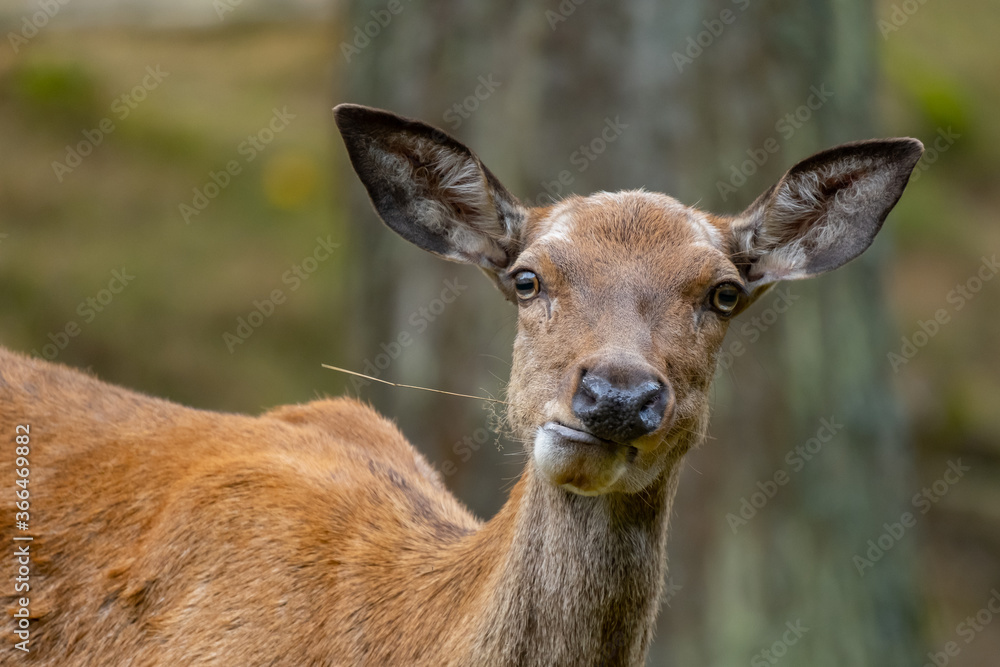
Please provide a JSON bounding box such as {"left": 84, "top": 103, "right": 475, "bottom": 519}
{"left": 334, "top": 104, "right": 922, "bottom": 497}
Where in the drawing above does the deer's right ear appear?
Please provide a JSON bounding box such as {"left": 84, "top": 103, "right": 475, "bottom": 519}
{"left": 334, "top": 104, "right": 527, "bottom": 274}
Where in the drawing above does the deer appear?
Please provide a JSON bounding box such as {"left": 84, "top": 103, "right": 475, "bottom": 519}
{"left": 0, "top": 104, "right": 922, "bottom": 666}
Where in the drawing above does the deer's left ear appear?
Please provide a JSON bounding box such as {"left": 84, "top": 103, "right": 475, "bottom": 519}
{"left": 726, "top": 138, "right": 923, "bottom": 294}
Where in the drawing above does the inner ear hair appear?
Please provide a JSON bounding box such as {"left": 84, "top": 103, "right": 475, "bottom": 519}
{"left": 731, "top": 137, "right": 923, "bottom": 289}
{"left": 334, "top": 104, "right": 526, "bottom": 274}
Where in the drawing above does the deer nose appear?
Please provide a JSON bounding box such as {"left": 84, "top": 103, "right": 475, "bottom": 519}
{"left": 571, "top": 366, "right": 671, "bottom": 444}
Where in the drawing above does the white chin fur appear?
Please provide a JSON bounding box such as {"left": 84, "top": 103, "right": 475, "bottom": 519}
{"left": 533, "top": 425, "right": 628, "bottom": 495}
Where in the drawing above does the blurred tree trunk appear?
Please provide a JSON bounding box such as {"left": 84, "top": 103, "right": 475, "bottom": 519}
{"left": 333, "top": 3, "right": 530, "bottom": 519}
{"left": 333, "top": 0, "right": 923, "bottom": 664}
{"left": 660, "top": 2, "right": 924, "bottom": 665}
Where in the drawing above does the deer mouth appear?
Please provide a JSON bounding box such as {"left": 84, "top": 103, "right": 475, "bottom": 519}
{"left": 545, "top": 422, "right": 614, "bottom": 447}
{"left": 533, "top": 422, "right": 636, "bottom": 495}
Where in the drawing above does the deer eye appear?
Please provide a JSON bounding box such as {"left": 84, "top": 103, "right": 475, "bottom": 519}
{"left": 709, "top": 282, "right": 741, "bottom": 314}
{"left": 513, "top": 271, "right": 540, "bottom": 300}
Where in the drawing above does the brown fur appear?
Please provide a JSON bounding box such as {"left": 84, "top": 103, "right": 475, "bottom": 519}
{"left": 0, "top": 106, "right": 922, "bottom": 665}
{"left": 0, "top": 348, "right": 683, "bottom": 665}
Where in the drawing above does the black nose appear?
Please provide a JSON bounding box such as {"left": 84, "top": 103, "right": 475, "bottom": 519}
{"left": 571, "top": 365, "right": 670, "bottom": 444}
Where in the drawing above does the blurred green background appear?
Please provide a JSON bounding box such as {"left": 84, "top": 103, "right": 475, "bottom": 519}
{"left": 0, "top": 0, "right": 997, "bottom": 665}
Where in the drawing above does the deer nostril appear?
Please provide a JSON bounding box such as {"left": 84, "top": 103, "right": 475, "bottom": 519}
{"left": 571, "top": 370, "right": 670, "bottom": 444}
{"left": 638, "top": 382, "right": 669, "bottom": 432}
{"left": 643, "top": 382, "right": 664, "bottom": 404}
{"left": 637, "top": 381, "right": 661, "bottom": 406}
{"left": 572, "top": 374, "right": 603, "bottom": 415}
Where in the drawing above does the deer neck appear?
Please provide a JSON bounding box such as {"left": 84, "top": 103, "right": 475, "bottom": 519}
{"left": 464, "top": 454, "right": 684, "bottom": 666}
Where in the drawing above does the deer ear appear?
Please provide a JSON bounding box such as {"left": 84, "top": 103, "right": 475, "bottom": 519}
{"left": 727, "top": 138, "right": 923, "bottom": 294}
{"left": 334, "top": 104, "right": 527, "bottom": 273}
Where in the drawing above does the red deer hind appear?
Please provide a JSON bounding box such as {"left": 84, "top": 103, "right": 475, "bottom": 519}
{"left": 1, "top": 105, "right": 922, "bottom": 666}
